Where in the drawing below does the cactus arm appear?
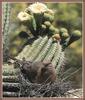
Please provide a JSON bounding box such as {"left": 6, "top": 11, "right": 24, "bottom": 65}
{"left": 3, "top": 2, "right": 11, "bottom": 62}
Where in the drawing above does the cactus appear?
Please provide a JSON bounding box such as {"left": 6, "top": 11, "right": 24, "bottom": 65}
{"left": 2, "top": 2, "right": 11, "bottom": 62}
{"left": 3, "top": 2, "right": 82, "bottom": 97}
{"left": 2, "top": 63, "right": 20, "bottom": 97}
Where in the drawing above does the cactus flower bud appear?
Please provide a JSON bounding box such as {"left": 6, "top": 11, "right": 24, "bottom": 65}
{"left": 52, "top": 34, "right": 61, "bottom": 41}
{"left": 72, "top": 30, "right": 81, "bottom": 38}
{"left": 59, "top": 28, "right": 68, "bottom": 35}
{"left": 55, "top": 28, "right": 59, "bottom": 34}
{"left": 44, "top": 21, "right": 51, "bottom": 27}
{"left": 59, "top": 28, "right": 69, "bottom": 39}
{"left": 49, "top": 25, "right": 55, "bottom": 31}
{"left": 62, "top": 32, "right": 69, "bottom": 39}
{"left": 66, "top": 30, "right": 81, "bottom": 47}
{"left": 44, "top": 13, "right": 54, "bottom": 22}
{"left": 49, "top": 25, "right": 57, "bottom": 35}
{"left": 41, "top": 24, "right": 46, "bottom": 29}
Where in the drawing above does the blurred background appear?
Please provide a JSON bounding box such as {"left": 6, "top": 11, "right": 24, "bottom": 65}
{"left": 3, "top": 3, "right": 82, "bottom": 88}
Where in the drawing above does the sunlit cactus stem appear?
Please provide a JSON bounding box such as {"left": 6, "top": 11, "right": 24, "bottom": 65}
{"left": 3, "top": 2, "right": 11, "bottom": 62}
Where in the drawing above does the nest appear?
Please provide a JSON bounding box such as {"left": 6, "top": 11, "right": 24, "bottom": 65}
{"left": 18, "top": 73, "right": 72, "bottom": 97}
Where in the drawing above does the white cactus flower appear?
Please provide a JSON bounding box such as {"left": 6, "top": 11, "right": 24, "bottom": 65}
{"left": 28, "top": 2, "right": 48, "bottom": 13}
{"left": 17, "top": 11, "right": 31, "bottom": 22}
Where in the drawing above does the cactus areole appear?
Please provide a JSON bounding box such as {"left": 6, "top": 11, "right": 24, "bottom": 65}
{"left": 3, "top": 2, "right": 81, "bottom": 97}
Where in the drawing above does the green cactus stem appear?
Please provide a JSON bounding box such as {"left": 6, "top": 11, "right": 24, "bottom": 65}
{"left": 3, "top": 2, "right": 11, "bottom": 62}
{"left": 56, "top": 52, "right": 65, "bottom": 77}
{"left": 35, "top": 38, "right": 53, "bottom": 62}
{"left": 43, "top": 42, "right": 57, "bottom": 62}
{"left": 27, "top": 36, "right": 48, "bottom": 61}
{"left": 17, "top": 37, "right": 42, "bottom": 59}
{"left": 52, "top": 42, "right": 62, "bottom": 68}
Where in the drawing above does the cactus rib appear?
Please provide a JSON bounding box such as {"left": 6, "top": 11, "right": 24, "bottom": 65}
{"left": 52, "top": 42, "right": 62, "bottom": 68}
{"left": 35, "top": 38, "right": 53, "bottom": 62}
{"left": 43, "top": 42, "right": 57, "bottom": 62}
{"left": 17, "top": 37, "right": 42, "bottom": 59}
{"left": 27, "top": 36, "right": 48, "bottom": 61}
{"left": 25, "top": 37, "right": 42, "bottom": 58}
{"left": 56, "top": 52, "right": 65, "bottom": 77}
{"left": 16, "top": 45, "right": 30, "bottom": 59}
